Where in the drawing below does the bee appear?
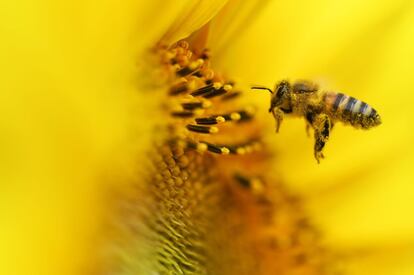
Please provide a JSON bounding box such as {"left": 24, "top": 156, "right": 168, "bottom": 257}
{"left": 252, "top": 80, "right": 381, "bottom": 163}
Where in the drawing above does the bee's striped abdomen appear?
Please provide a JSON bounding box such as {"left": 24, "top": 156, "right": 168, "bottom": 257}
{"left": 324, "top": 92, "right": 381, "bottom": 128}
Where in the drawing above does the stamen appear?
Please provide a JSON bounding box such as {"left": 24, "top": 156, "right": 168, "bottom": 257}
{"left": 223, "top": 84, "right": 233, "bottom": 92}
{"left": 202, "top": 86, "right": 227, "bottom": 99}
{"left": 238, "top": 110, "right": 254, "bottom": 121}
{"left": 185, "top": 140, "right": 262, "bottom": 155}
{"left": 221, "top": 92, "right": 241, "bottom": 101}
{"left": 176, "top": 67, "right": 194, "bottom": 77}
{"left": 194, "top": 108, "right": 254, "bottom": 126}
{"left": 176, "top": 59, "right": 204, "bottom": 77}
{"left": 234, "top": 173, "right": 250, "bottom": 188}
{"left": 196, "top": 142, "right": 207, "bottom": 153}
{"left": 195, "top": 116, "right": 226, "bottom": 125}
{"left": 221, "top": 108, "right": 256, "bottom": 122}
{"left": 225, "top": 141, "right": 261, "bottom": 155}
{"left": 200, "top": 49, "right": 210, "bottom": 60}
{"left": 190, "top": 59, "right": 204, "bottom": 70}
{"left": 229, "top": 112, "right": 241, "bottom": 121}
{"left": 202, "top": 142, "right": 230, "bottom": 155}
{"left": 171, "top": 111, "right": 194, "bottom": 118}
{"left": 191, "top": 83, "right": 215, "bottom": 96}
{"left": 189, "top": 82, "right": 232, "bottom": 99}
{"left": 169, "top": 81, "right": 188, "bottom": 95}
{"left": 181, "top": 101, "right": 211, "bottom": 111}
{"left": 186, "top": 124, "right": 218, "bottom": 134}
{"left": 182, "top": 102, "right": 203, "bottom": 110}
{"left": 233, "top": 174, "right": 265, "bottom": 195}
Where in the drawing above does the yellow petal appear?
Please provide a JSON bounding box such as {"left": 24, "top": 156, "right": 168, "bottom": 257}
{"left": 207, "top": 0, "right": 271, "bottom": 57}
{"left": 161, "top": 0, "right": 229, "bottom": 45}
{"left": 0, "top": 1, "right": 214, "bottom": 274}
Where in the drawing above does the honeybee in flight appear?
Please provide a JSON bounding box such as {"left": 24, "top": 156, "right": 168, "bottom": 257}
{"left": 252, "top": 80, "right": 381, "bottom": 163}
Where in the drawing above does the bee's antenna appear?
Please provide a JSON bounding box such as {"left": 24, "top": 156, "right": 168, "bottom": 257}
{"left": 251, "top": 86, "right": 273, "bottom": 94}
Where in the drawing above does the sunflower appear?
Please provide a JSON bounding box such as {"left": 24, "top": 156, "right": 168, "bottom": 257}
{"left": 1, "top": 1, "right": 414, "bottom": 275}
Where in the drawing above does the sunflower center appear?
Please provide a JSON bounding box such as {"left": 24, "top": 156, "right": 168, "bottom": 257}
{"left": 102, "top": 41, "right": 337, "bottom": 275}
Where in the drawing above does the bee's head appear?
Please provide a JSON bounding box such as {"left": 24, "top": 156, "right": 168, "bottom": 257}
{"left": 269, "top": 80, "right": 291, "bottom": 112}
{"left": 251, "top": 80, "right": 292, "bottom": 112}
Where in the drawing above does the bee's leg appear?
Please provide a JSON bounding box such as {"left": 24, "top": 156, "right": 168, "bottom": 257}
{"left": 305, "top": 123, "right": 311, "bottom": 137}
{"left": 305, "top": 112, "right": 316, "bottom": 137}
{"left": 271, "top": 108, "right": 284, "bottom": 133}
{"left": 312, "top": 114, "right": 331, "bottom": 163}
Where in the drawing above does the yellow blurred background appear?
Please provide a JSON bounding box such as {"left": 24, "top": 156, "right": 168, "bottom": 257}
{"left": 212, "top": 0, "right": 414, "bottom": 273}
{"left": 1, "top": 0, "right": 413, "bottom": 274}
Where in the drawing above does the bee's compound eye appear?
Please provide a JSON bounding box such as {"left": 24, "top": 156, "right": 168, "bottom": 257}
{"left": 276, "top": 85, "right": 286, "bottom": 98}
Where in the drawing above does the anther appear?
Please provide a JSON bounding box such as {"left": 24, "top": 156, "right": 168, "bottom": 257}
{"left": 191, "top": 83, "right": 215, "bottom": 97}
{"left": 171, "top": 111, "right": 194, "bottom": 118}
{"left": 213, "top": 82, "right": 222, "bottom": 89}
{"left": 238, "top": 110, "right": 254, "bottom": 121}
{"left": 229, "top": 112, "right": 241, "bottom": 121}
{"left": 181, "top": 100, "right": 210, "bottom": 111}
{"left": 221, "top": 92, "right": 241, "bottom": 101}
{"left": 223, "top": 84, "right": 233, "bottom": 91}
{"left": 176, "top": 59, "right": 204, "bottom": 77}
{"left": 216, "top": 116, "right": 226, "bottom": 123}
{"left": 234, "top": 174, "right": 265, "bottom": 195}
{"left": 234, "top": 174, "right": 250, "bottom": 188}
{"left": 185, "top": 140, "right": 206, "bottom": 153}
{"left": 176, "top": 66, "right": 193, "bottom": 77}
{"left": 200, "top": 49, "right": 210, "bottom": 60}
{"left": 226, "top": 145, "right": 244, "bottom": 154}
{"left": 195, "top": 115, "right": 226, "bottom": 125}
{"left": 194, "top": 109, "right": 253, "bottom": 125}
{"left": 196, "top": 140, "right": 261, "bottom": 155}
{"left": 186, "top": 124, "right": 218, "bottom": 134}
{"left": 202, "top": 86, "right": 227, "bottom": 99}
{"left": 221, "top": 109, "right": 255, "bottom": 122}
{"left": 182, "top": 102, "right": 203, "bottom": 110}
{"left": 200, "top": 109, "right": 253, "bottom": 122}
{"left": 169, "top": 81, "right": 188, "bottom": 95}
{"left": 209, "top": 126, "right": 219, "bottom": 133}
{"left": 191, "top": 82, "right": 233, "bottom": 98}
{"left": 202, "top": 142, "right": 230, "bottom": 155}
{"left": 190, "top": 59, "right": 204, "bottom": 70}
{"left": 196, "top": 143, "right": 207, "bottom": 152}
{"left": 191, "top": 82, "right": 230, "bottom": 99}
